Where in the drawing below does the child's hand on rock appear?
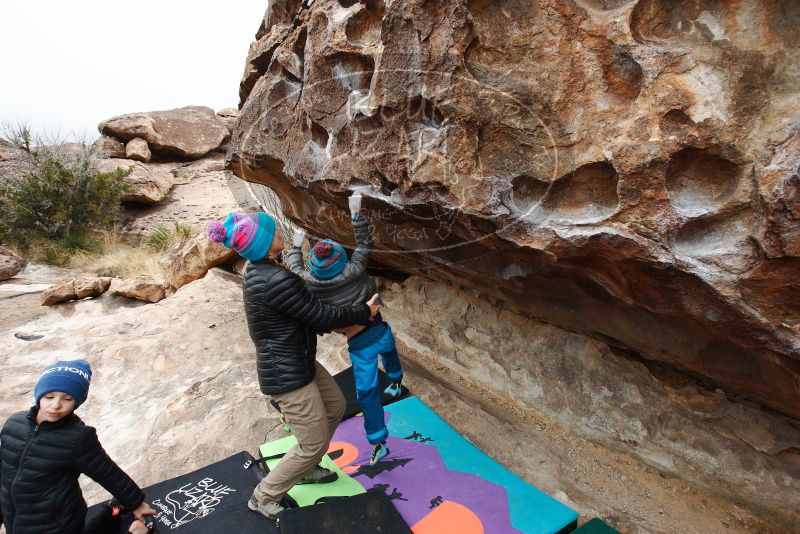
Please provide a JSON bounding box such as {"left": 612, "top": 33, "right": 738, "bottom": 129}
{"left": 349, "top": 192, "right": 362, "bottom": 214}
{"left": 292, "top": 228, "right": 306, "bottom": 248}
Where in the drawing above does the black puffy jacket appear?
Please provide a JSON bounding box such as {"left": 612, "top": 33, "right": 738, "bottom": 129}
{"left": 243, "top": 258, "right": 370, "bottom": 395}
{"left": 0, "top": 408, "right": 144, "bottom": 534}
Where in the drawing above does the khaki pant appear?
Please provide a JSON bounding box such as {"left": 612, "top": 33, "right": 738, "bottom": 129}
{"left": 253, "top": 362, "right": 345, "bottom": 503}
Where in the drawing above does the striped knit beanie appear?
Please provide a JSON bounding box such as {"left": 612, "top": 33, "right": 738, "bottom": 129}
{"left": 309, "top": 240, "right": 348, "bottom": 280}
{"left": 206, "top": 212, "right": 276, "bottom": 262}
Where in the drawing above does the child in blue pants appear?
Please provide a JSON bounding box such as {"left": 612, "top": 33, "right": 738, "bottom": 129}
{"left": 347, "top": 321, "right": 403, "bottom": 446}
{"left": 286, "top": 192, "right": 403, "bottom": 464}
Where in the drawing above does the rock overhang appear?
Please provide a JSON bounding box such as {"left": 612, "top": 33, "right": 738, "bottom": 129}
{"left": 227, "top": 0, "right": 800, "bottom": 418}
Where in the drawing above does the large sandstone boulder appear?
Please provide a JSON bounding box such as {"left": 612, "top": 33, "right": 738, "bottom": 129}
{"left": 228, "top": 0, "right": 800, "bottom": 419}
{"left": 99, "top": 106, "right": 230, "bottom": 159}
{"left": 94, "top": 158, "right": 177, "bottom": 204}
{"left": 0, "top": 246, "right": 26, "bottom": 281}
{"left": 42, "top": 277, "right": 111, "bottom": 305}
{"left": 160, "top": 233, "right": 236, "bottom": 290}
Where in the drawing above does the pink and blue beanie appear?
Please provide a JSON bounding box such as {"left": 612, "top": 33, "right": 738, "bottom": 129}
{"left": 206, "top": 211, "right": 276, "bottom": 262}
{"left": 309, "top": 240, "right": 348, "bottom": 280}
{"left": 34, "top": 359, "right": 92, "bottom": 409}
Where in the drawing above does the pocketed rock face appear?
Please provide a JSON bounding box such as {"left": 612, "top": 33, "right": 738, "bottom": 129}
{"left": 228, "top": 0, "right": 800, "bottom": 419}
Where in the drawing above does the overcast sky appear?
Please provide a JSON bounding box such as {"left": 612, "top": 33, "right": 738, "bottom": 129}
{"left": 0, "top": 1, "right": 267, "bottom": 140}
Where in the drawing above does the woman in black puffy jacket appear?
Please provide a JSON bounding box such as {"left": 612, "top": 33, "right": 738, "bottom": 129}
{"left": 207, "top": 211, "right": 380, "bottom": 519}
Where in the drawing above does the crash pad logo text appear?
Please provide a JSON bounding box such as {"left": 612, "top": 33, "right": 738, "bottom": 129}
{"left": 151, "top": 477, "right": 236, "bottom": 529}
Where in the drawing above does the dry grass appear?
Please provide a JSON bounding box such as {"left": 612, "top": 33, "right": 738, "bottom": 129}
{"left": 68, "top": 228, "right": 163, "bottom": 278}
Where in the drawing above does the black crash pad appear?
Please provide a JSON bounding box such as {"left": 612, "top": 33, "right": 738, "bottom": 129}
{"left": 86, "top": 451, "right": 280, "bottom": 534}
{"left": 277, "top": 490, "right": 412, "bottom": 534}
{"left": 334, "top": 366, "right": 410, "bottom": 419}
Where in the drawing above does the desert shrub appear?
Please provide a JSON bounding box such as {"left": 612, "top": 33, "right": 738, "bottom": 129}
{"left": 0, "top": 123, "right": 131, "bottom": 249}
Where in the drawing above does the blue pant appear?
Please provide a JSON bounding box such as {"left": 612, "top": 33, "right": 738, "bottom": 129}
{"left": 347, "top": 323, "right": 404, "bottom": 445}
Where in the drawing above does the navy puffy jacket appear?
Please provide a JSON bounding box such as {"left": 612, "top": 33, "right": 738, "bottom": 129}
{"left": 0, "top": 407, "right": 144, "bottom": 534}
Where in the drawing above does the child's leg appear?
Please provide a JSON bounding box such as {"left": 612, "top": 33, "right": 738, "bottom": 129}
{"left": 380, "top": 347, "right": 403, "bottom": 384}
{"left": 350, "top": 344, "right": 388, "bottom": 445}
{"left": 378, "top": 327, "right": 404, "bottom": 388}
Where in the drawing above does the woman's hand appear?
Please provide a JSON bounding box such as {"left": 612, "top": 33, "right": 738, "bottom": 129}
{"left": 366, "top": 293, "right": 382, "bottom": 319}
{"left": 292, "top": 228, "right": 306, "bottom": 248}
{"left": 349, "top": 192, "right": 362, "bottom": 215}
{"left": 128, "top": 520, "right": 149, "bottom": 534}
{"left": 132, "top": 502, "right": 155, "bottom": 521}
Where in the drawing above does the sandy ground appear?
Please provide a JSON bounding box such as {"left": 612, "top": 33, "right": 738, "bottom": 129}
{"left": 0, "top": 263, "right": 92, "bottom": 333}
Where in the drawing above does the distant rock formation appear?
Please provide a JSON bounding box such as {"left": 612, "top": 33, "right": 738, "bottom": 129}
{"left": 99, "top": 106, "right": 230, "bottom": 160}
{"left": 92, "top": 107, "right": 240, "bottom": 206}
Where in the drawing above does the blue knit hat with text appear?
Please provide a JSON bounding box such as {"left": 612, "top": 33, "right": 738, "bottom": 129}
{"left": 206, "top": 211, "right": 277, "bottom": 262}
{"left": 34, "top": 359, "right": 93, "bottom": 409}
{"left": 309, "top": 240, "right": 348, "bottom": 280}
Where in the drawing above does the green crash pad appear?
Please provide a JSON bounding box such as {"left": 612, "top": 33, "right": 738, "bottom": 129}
{"left": 573, "top": 518, "right": 620, "bottom": 533}
{"left": 259, "top": 435, "right": 365, "bottom": 506}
